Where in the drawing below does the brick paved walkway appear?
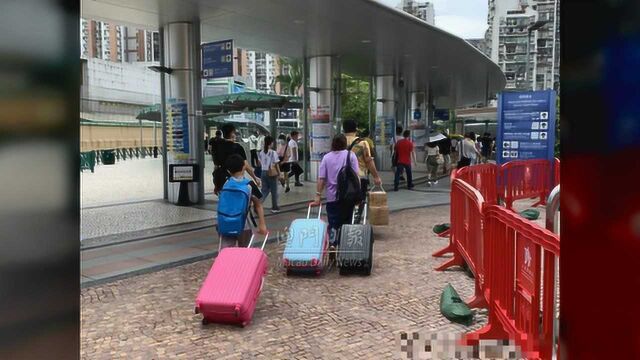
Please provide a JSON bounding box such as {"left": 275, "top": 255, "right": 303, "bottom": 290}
{"left": 81, "top": 206, "right": 489, "bottom": 359}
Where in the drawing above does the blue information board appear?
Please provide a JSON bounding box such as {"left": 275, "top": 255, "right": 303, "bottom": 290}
{"left": 201, "top": 40, "right": 233, "bottom": 79}
{"left": 434, "top": 109, "right": 449, "bottom": 120}
{"left": 413, "top": 110, "right": 421, "bottom": 120}
{"left": 496, "top": 90, "right": 556, "bottom": 164}
{"left": 166, "top": 100, "right": 190, "bottom": 155}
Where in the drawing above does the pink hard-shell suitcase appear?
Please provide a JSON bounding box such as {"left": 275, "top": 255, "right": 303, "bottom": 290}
{"left": 195, "top": 233, "right": 269, "bottom": 327}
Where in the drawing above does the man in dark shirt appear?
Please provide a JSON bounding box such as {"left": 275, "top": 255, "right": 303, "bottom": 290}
{"left": 438, "top": 133, "right": 452, "bottom": 174}
{"left": 480, "top": 132, "right": 493, "bottom": 163}
{"left": 208, "top": 130, "right": 222, "bottom": 164}
{"left": 212, "top": 124, "right": 261, "bottom": 195}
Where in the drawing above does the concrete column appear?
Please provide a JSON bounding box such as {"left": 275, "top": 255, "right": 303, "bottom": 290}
{"left": 375, "top": 75, "right": 395, "bottom": 171}
{"left": 426, "top": 88, "right": 434, "bottom": 131}
{"left": 308, "top": 56, "right": 333, "bottom": 181}
{"left": 162, "top": 21, "right": 203, "bottom": 205}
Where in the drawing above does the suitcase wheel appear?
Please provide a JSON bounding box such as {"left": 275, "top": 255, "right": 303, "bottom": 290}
{"left": 201, "top": 318, "right": 209, "bottom": 325}
{"left": 338, "top": 267, "right": 345, "bottom": 276}
{"left": 194, "top": 307, "right": 200, "bottom": 314}
{"left": 286, "top": 268, "right": 292, "bottom": 276}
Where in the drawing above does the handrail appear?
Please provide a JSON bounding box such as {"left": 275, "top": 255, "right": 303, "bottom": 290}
{"left": 544, "top": 184, "right": 560, "bottom": 359}
{"left": 545, "top": 185, "right": 560, "bottom": 234}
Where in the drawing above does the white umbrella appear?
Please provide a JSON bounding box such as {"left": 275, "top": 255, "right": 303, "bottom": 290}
{"left": 428, "top": 133, "right": 447, "bottom": 142}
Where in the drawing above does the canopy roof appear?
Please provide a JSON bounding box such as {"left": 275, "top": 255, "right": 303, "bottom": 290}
{"left": 137, "top": 93, "right": 302, "bottom": 121}
{"left": 82, "top": 0, "right": 505, "bottom": 107}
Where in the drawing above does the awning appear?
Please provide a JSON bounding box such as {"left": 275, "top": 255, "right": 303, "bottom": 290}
{"left": 81, "top": 0, "right": 505, "bottom": 107}
{"left": 136, "top": 93, "right": 302, "bottom": 121}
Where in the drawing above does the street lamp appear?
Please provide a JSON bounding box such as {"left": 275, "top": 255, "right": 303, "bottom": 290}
{"left": 526, "top": 20, "right": 548, "bottom": 90}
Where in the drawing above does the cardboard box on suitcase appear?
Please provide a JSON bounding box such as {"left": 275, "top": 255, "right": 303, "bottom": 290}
{"left": 195, "top": 234, "right": 269, "bottom": 327}
{"left": 369, "top": 205, "right": 389, "bottom": 225}
{"left": 368, "top": 186, "right": 387, "bottom": 207}
{"left": 282, "top": 204, "right": 328, "bottom": 276}
{"left": 338, "top": 205, "right": 374, "bottom": 275}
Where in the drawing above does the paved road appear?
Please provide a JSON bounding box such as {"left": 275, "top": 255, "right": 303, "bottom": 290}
{"left": 80, "top": 206, "right": 489, "bottom": 359}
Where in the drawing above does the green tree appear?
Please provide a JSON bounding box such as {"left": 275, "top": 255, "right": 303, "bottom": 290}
{"left": 340, "top": 74, "right": 371, "bottom": 130}
{"left": 273, "top": 57, "right": 303, "bottom": 96}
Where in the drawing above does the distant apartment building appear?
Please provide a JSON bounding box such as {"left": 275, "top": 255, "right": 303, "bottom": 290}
{"left": 485, "top": 0, "right": 560, "bottom": 91}
{"left": 397, "top": 0, "right": 435, "bottom": 25}
{"left": 245, "top": 51, "right": 283, "bottom": 94}
{"left": 466, "top": 38, "right": 491, "bottom": 58}
{"left": 81, "top": 18, "right": 160, "bottom": 63}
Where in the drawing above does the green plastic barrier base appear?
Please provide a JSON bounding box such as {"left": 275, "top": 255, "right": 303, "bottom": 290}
{"left": 440, "top": 283, "right": 474, "bottom": 326}
{"left": 433, "top": 223, "right": 450, "bottom": 234}
{"left": 519, "top": 208, "right": 540, "bottom": 221}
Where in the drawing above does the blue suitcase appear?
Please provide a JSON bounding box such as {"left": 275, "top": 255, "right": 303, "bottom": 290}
{"left": 283, "top": 204, "right": 328, "bottom": 276}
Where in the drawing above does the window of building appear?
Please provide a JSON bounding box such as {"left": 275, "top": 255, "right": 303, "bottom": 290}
{"left": 152, "top": 31, "right": 160, "bottom": 62}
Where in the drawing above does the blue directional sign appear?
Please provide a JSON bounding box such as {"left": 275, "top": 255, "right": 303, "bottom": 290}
{"left": 434, "top": 109, "right": 449, "bottom": 120}
{"left": 496, "top": 90, "right": 556, "bottom": 165}
{"left": 201, "top": 40, "right": 234, "bottom": 79}
{"left": 413, "top": 110, "right": 421, "bottom": 120}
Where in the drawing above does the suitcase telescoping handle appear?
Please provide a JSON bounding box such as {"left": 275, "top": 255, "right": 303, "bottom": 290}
{"left": 351, "top": 202, "right": 368, "bottom": 225}
{"left": 247, "top": 232, "right": 270, "bottom": 250}
{"left": 307, "top": 203, "right": 322, "bottom": 219}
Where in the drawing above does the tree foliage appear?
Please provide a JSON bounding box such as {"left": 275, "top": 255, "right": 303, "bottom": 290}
{"left": 340, "top": 74, "right": 371, "bottom": 130}
{"left": 273, "top": 57, "right": 303, "bottom": 95}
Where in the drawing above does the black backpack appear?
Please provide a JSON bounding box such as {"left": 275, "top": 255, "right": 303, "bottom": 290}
{"left": 336, "top": 138, "right": 364, "bottom": 205}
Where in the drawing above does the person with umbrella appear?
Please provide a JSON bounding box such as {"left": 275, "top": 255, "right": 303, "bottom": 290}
{"left": 425, "top": 131, "right": 446, "bottom": 185}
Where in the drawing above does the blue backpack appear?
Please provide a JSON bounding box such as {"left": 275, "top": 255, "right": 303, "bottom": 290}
{"left": 217, "top": 177, "right": 251, "bottom": 237}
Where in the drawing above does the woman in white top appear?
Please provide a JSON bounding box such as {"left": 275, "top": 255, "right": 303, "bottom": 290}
{"left": 425, "top": 141, "right": 440, "bottom": 185}
{"left": 258, "top": 136, "right": 282, "bottom": 213}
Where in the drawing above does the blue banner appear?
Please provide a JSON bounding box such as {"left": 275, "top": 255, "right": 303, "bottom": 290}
{"left": 201, "top": 40, "right": 234, "bottom": 79}
{"left": 496, "top": 90, "right": 556, "bottom": 164}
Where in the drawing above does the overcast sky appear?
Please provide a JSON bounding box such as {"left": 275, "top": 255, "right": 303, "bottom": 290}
{"left": 374, "top": 0, "right": 488, "bottom": 39}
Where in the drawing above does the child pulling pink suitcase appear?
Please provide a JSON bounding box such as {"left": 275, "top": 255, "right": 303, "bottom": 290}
{"left": 195, "top": 233, "right": 269, "bottom": 327}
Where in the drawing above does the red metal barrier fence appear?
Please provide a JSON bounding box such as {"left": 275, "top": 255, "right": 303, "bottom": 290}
{"left": 500, "top": 159, "right": 553, "bottom": 210}
{"left": 434, "top": 179, "right": 488, "bottom": 309}
{"left": 435, "top": 159, "right": 558, "bottom": 258}
{"left": 454, "top": 163, "right": 499, "bottom": 205}
{"left": 463, "top": 204, "right": 560, "bottom": 360}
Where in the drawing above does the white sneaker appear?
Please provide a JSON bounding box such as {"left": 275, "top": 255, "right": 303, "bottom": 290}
{"left": 271, "top": 209, "right": 281, "bottom": 214}
{"left": 434, "top": 180, "right": 439, "bottom": 185}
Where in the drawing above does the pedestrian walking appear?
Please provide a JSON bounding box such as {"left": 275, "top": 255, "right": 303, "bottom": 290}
{"left": 217, "top": 154, "right": 267, "bottom": 249}
{"left": 391, "top": 126, "right": 405, "bottom": 181}
{"left": 425, "top": 141, "right": 440, "bottom": 185}
{"left": 257, "top": 136, "right": 282, "bottom": 213}
{"left": 480, "top": 132, "right": 493, "bottom": 163}
{"left": 393, "top": 130, "right": 416, "bottom": 191}
{"left": 285, "top": 130, "right": 304, "bottom": 188}
{"left": 248, "top": 130, "right": 259, "bottom": 169}
{"left": 343, "top": 119, "right": 382, "bottom": 223}
{"left": 438, "top": 132, "right": 452, "bottom": 175}
{"left": 310, "top": 134, "right": 360, "bottom": 252}
{"left": 277, "top": 134, "right": 291, "bottom": 192}
{"left": 212, "top": 123, "right": 261, "bottom": 196}
{"left": 457, "top": 132, "right": 482, "bottom": 169}
{"left": 208, "top": 130, "right": 222, "bottom": 163}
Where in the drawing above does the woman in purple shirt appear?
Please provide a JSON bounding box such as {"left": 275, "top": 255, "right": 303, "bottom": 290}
{"left": 310, "top": 134, "right": 359, "bottom": 250}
